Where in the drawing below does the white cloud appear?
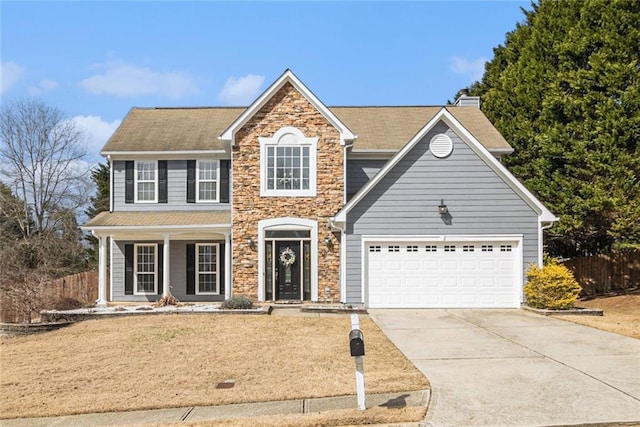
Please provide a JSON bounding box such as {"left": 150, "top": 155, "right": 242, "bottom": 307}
{"left": 27, "top": 78, "right": 60, "bottom": 96}
{"left": 218, "top": 74, "right": 265, "bottom": 106}
{"left": 0, "top": 61, "right": 25, "bottom": 94}
{"left": 449, "top": 56, "right": 487, "bottom": 82}
{"left": 71, "top": 115, "right": 121, "bottom": 160}
{"left": 79, "top": 61, "right": 198, "bottom": 98}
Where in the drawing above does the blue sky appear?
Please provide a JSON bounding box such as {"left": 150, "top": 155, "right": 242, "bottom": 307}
{"left": 1, "top": 1, "right": 531, "bottom": 162}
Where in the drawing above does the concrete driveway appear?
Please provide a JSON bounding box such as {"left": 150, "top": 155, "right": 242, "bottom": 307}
{"left": 369, "top": 309, "right": 640, "bottom": 427}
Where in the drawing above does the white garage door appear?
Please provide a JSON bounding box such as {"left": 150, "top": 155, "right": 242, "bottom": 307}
{"left": 366, "top": 240, "right": 520, "bottom": 308}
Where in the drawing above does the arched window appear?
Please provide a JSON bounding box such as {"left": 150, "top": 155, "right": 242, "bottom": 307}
{"left": 259, "top": 127, "right": 318, "bottom": 197}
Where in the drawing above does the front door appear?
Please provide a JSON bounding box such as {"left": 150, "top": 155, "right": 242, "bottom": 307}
{"left": 275, "top": 241, "right": 300, "bottom": 300}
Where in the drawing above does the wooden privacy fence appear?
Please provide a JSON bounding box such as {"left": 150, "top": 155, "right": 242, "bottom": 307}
{"left": 562, "top": 252, "right": 640, "bottom": 296}
{"left": 0, "top": 270, "right": 98, "bottom": 323}
{"left": 47, "top": 270, "right": 99, "bottom": 305}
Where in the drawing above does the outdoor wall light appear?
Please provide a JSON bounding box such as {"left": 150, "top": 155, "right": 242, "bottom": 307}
{"left": 246, "top": 236, "right": 254, "bottom": 247}
{"left": 438, "top": 199, "right": 448, "bottom": 215}
{"left": 324, "top": 236, "right": 333, "bottom": 247}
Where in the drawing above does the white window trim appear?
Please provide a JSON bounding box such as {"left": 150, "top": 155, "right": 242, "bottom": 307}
{"left": 259, "top": 127, "right": 318, "bottom": 197}
{"left": 134, "top": 160, "right": 158, "bottom": 203}
{"left": 196, "top": 243, "right": 220, "bottom": 295}
{"left": 134, "top": 243, "right": 157, "bottom": 295}
{"left": 196, "top": 159, "right": 220, "bottom": 203}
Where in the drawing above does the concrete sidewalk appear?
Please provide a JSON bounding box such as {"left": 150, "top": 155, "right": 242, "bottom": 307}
{"left": 0, "top": 389, "right": 429, "bottom": 427}
{"left": 370, "top": 309, "right": 640, "bottom": 427}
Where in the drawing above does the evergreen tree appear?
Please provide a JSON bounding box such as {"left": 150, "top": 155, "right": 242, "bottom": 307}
{"left": 85, "top": 163, "right": 110, "bottom": 267}
{"left": 469, "top": 0, "right": 640, "bottom": 256}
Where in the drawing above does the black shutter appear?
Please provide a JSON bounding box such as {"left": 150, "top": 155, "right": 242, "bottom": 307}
{"left": 124, "top": 244, "right": 134, "bottom": 295}
{"left": 125, "top": 161, "right": 134, "bottom": 204}
{"left": 219, "top": 243, "right": 225, "bottom": 296}
{"left": 186, "top": 244, "right": 195, "bottom": 294}
{"left": 158, "top": 161, "right": 168, "bottom": 204}
{"left": 157, "top": 244, "right": 163, "bottom": 295}
{"left": 219, "top": 160, "right": 230, "bottom": 203}
{"left": 186, "top": 160, "right": 196, "bottom": 203}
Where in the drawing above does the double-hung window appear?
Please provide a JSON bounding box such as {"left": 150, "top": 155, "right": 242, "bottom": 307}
{"left": 197, "top": 160, "right": 219, "bottom": 202}
{"left": 259, "top": 127, "right": 317, "bottom": 197}
{"left": 135, "top": 161, "right": 157, "bottom": 202}
{"left": 134, "top": 244, "right": 157, "bottom": 294}
{"left": 266, "top": 146, "right": 310, "bottom": 191}
{"left": 196, "top": 243, "right": 219, "bottom": 294}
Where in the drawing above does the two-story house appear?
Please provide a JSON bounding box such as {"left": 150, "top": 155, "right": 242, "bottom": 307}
{"left": 83, "top": 70, "right": 556, "bottom": 308}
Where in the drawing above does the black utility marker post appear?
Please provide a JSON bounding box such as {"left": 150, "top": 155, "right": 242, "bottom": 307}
{"left": 350, "top": 313, "right": 366, "bottom": 410}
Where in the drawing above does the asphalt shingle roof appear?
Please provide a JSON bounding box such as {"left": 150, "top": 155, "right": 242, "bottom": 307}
{"left": 101, "top": 106, "right": 511, "bottom": 154}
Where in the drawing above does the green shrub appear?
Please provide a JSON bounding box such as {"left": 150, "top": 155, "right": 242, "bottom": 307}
{"left": 221, "top": 296, "right": 253, "bottom": 310}
{"left": 524, "top": 260, "right": 582, "bottom": 310}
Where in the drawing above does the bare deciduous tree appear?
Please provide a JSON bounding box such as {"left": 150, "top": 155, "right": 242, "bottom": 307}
{"left": 0, "top": 99, "right": 89, "bottom": 236}
{"left": 0, "top": 100, "right": 91, "bottom": 322}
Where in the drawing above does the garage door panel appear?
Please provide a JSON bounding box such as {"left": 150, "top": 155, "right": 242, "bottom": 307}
{"left": 442, "top": 261, "right": 457, "bottom": 271}
{"left": 405, "top": 277, "right": 421, "bottom": 287}
{"left": 405, "top": 261, "right": 421, "bottom": 271}
{"left": 441, "top": 277, "right": 457, "bottom": 287}
{"left": 480, "top": 277, "right": 496, "bottom": 288}
{"left": 460, "top": 277, "right": 477, "bottom": 288}
{"left": 366, "top": 239, "right": 519, "bottom": 308}
{"left": 386, "top": 260, "right": 402, "bottom": 271}
{"left": 479, "top": 260, "right": 496, "bottom": 270}
{"left": 460, "top": 261, "right": 477, "bottom": 271}
{"left": 422, "top": 261, "right": 438, "bottom": 269}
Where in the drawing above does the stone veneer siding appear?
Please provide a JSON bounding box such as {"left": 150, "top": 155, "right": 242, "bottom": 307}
{"left": 232, "top": 82, "right": 344, "bottom": 302}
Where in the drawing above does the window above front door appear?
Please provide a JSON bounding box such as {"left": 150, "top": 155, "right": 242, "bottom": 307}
{"left": 259, "top": 127, "right": 318, "bottom": 197}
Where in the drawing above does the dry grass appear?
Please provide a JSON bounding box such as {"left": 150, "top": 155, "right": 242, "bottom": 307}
{"left": 0, "top": 313, "right": 428, "bottom": 419}
{"left": 556, "top": 294, "right": 640, "bottom": 339}
{"left": 155, "top": 406, "right": 426, "bottom": 427}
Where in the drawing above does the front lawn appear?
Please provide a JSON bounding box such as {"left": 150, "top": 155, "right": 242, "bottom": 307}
{"left": 556, "top": 293, "right": 640, "bottom": 339}
{"left": 0, "top": 313, "right": 428, "bottom": 420}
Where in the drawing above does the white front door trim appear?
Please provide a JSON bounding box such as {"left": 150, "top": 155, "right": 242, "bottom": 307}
{"left": 258, "top": 218, "right": 318, "bottom": 301}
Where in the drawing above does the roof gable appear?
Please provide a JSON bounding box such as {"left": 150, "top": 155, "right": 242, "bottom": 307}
{"left": 219, "top": 69, "right": 356, "bottom": 146}
{"left": 334, "top": 108, "right": 557, "bottom": 224}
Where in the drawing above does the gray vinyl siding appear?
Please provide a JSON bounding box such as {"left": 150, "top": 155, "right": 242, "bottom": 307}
{"left": 112, "top": 160, "right": 230, "bottom": 211}
{"left": 346, "top": 159, "right": 387, "bottom": 197}
{"left": 344, "top": 122, "right": 540, "bottom": 304}
{"left": 111, "top": 239, "right": 226, "bottom": 302}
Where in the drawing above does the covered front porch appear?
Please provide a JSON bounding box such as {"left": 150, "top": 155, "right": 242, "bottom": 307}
{"left": 82, "top": 211, "right": 231, "bottom": 306}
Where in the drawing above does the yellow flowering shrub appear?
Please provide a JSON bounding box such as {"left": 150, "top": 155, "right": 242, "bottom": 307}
{"left": 524, "top": 260, "right": 582, "bottom": 310}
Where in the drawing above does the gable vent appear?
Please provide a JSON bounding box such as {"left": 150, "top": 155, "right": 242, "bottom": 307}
{"left": 430, "top": 134, "right": 453, "bottom": 158}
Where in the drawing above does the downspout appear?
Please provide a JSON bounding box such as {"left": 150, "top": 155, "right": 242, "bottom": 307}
{"left": 330, "top": 217, "right": 347, "bottom": 304}
{"left": 339, "top": 142, "right": 354, "bottom": 302}
{"left": 539, "top": 221, "right": 554, "bottom": 266}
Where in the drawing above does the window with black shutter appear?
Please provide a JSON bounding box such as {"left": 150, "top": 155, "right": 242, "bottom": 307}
{"left": 158, "top": 160, "right": 167, "bottom": 203}
{"left": 186, "top": 160, "right": 196, "bottom": 203}
{"left": 125, "top": 162, "right": 134, "bottom": 204}
{"left": 220, "top": 159, "right": 230, "bottom": 203}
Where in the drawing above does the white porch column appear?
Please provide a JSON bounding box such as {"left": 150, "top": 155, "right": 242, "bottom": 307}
{"left": 97, "top": 235, "right": 108, "bottom": 307}
{"left": 225, "top": 232, "right": 231, "bottom": 299}
{"left": 163, "top": 235, "right": 170, "bottom": 297}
